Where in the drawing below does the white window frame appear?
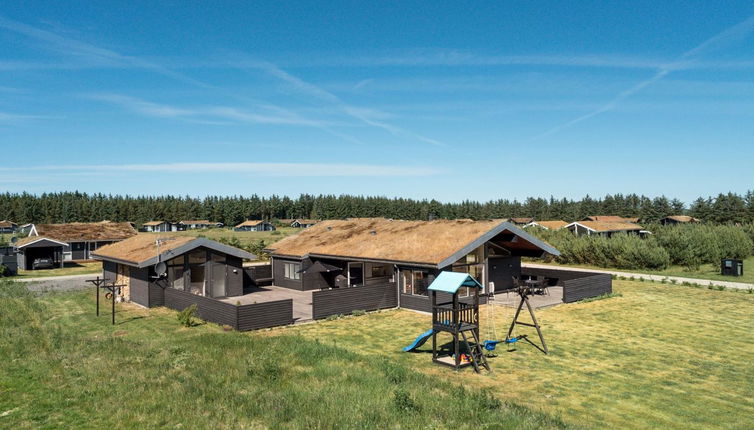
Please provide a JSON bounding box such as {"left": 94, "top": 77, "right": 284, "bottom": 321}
{"left": 283, "top": 262, "right": 301, "bottom": 280}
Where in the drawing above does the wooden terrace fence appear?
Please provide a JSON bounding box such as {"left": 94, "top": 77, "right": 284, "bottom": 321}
{"left": 312, "top": 282, "right": 398, "bottom": 319}
{"left": 164, "top": 288, "right": 293, "bottom": 331}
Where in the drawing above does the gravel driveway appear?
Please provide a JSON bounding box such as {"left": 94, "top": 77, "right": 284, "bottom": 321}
{"left": 17, "top": 274, "right": 96, "bottom": 293}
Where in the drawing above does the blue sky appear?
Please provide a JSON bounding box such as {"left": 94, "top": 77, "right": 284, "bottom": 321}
{"left": 1, "top": 1, "right": 753, "bottom": 203}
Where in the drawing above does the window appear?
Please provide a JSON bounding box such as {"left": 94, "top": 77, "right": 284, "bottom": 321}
{"left": 188, "top": 250, "right": 207, "bottom": 296}
{"left": 284, "top": 262, "right": 301, "bottom": 280}
{"left": 402, "top": 270, "right": 429, "bottom": 296}
{"left": 168, "top": 255, "right": 185, "bottom": 290}
{"left": 370, "top": 264, "right": 389, "bottom": 278}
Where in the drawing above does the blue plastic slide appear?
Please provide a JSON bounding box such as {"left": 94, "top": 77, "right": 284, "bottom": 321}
{"left": 403, "top": 329, "right": 435, "bottom": 352}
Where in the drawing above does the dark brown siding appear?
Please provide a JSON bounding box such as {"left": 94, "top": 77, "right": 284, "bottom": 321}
{"left": 129, "top": 267, "right": 150, "bottom": 307}
{"left": 522, "top": 267, "right": 612, "bottom": 302}
{"left": 163, "top": 287, "right": 293, "bottom": 331}
{"left": 243, "top": 264, "right": 273, "bottom": 287}
{"left": 164, "top": 288, "right": 238, "bottom": 327}
{"left": 272, "top": 256, "right": 304, "bottom": 290}
{"left": 102, "top": 261, "right": 117, "bottom": 283}
{"left": 562, "top": 274, "right": 612, "bottom": 303}
{"left": 226, "top": 256, "right": 244, "bottom": 297}
{"left": 399, "top": 292, "right": 487, "bottom": 313}
{"left": 312, "top": 282, "right": 397, "bottom": 319}
{"left": 237, "top": 300, "right": 293, "bottom": 330}
{"left": 487, "top": 256, "right": 521, "bottom": 291}
{"left": 521, "top": 267, "right": 598, "bottom": 284}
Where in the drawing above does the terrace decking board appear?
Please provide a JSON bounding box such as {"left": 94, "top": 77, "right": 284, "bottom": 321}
{"left": 522, "top": 267, "right": 612, "bottom": 303}
{"left": 164, "top": 287, "right": 294, "bottom": 330}
{"left": 562, "top": 274, "right": 612, "bottom": 303}
{"left": 164, "top": 288, "right": 238, "bottom": 327}
{"left": 400, "top": 292, "right": 487, "bottom": 313}
{"left": 312, "top": 282, "right": 397, "bottom": 319}
{"left": 237, "top": 300, "right": 294, "bottom": 330}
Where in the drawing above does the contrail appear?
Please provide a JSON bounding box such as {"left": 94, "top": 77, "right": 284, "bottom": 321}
{"left": 533, "top": 14, "right": 754, "bottom": 140}
{"left": 0, "top": 15, "right": 368, "bottom": 145}
{"left": 238, "top": 58, "right": 445, "bottom": 146}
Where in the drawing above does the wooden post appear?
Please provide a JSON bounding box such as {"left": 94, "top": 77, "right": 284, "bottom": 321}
{"left": 95, "top": 276, "right": 100, "bottom": 316}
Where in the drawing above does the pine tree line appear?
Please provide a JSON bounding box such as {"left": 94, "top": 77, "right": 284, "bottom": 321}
{"left": 0, "top": 191, "right": 752, "bottom": 226}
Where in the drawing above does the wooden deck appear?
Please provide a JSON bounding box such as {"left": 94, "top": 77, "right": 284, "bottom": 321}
{"left": 490, "top": 286, "right": 564, "bottom": 309}
{"left": 222, "top": 286, "right": 313, "bottom": 322}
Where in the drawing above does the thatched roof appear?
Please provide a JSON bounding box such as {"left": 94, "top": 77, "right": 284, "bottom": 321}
{"left": 93, "top": 234, "right": 256, "bottom": 267}
{"left": 510, "top": 217, "right": 534, "bottom": 224}
{"left": 527, "top": 220, "right": 568, "bottom": 230}
{"left": 179, "top": 220, "right": 214, "bottom": 225}
{"left": 568, "top": 221, "right": 643, "bottom": 233}
{"left": 143, "top": 220, "right": 168, "bottom": 226}
{"left": 293, "top": 219, "right": 319, "bottom": 225}
{"left": 27, "top": 221, "right": 137, "bottom": 243}
{"left": 266, "top": 218, "right": 559, "bottom": 267}
{"left": 235, "top": 220, "right": 268, "bottom": 228}
{"left": 0, "top": 220, "right": 17, "bottom": 228}
{"left": 583, "top": 215, "right": 638, "bottom": 223}
{"left": 663, "top": 215, "right": 699, "bottom": 223}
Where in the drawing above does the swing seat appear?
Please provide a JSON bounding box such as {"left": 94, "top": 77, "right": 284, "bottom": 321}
{"left": 483, "top": 340, "right": 502, "bottom": 351}
{"left": 505, "top": 337, "right": 519, "bottom": 344}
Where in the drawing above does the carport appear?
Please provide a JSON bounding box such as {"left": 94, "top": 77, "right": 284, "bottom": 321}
{"left": 17, "top": 238, "right": 67, "bottom": 270}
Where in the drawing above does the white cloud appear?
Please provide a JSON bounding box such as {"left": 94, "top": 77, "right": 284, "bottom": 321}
{"left": 3, "top": 162, "right": 444, "bottom": 177}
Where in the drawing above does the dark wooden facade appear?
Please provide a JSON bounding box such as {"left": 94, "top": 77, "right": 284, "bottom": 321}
{"left": 164, "top": 287, "right": 294, "bottom": 330}
{"left": 521, "top": 267, "right": 612, "bottom": 302}
{"left": 311, "top": 282, "right": 397, "bottom": 319}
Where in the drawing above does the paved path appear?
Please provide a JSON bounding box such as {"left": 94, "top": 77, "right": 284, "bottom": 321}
{"left": 523, "top": 263, "right": 754, "bottom": 291}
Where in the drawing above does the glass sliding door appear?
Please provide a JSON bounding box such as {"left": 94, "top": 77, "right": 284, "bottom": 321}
{"left": 188, "top": 250, "right": 207, "bottom": 296}
{"left": 168, "top": 255, "right": 185, "bottom": 291}
{"left": 210, "top": 253, "right": 226, "bottom": 298}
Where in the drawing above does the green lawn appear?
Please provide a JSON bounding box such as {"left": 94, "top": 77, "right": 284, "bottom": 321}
{"left": 14, "top": 262, "right": 101, "bottom": 278}
{"left": 2, "top": 279, "right": 752, "bottom": 429}
{"left": 541, "top": 257, "right": 754, "bottom": 284}
{"left": 0, "top": 281, "right": 568, "bottom": 429}
{"left": 283, "top": 281, "right": 754, "bottom": 429}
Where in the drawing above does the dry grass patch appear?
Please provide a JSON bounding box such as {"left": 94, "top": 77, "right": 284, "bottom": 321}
{"left": 280, "top": 280, "right": 754, "bottom": 429}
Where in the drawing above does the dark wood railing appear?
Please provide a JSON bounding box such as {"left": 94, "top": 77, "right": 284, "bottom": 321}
{"left": 432, "top": 301, "right": 477, "bottom": 332}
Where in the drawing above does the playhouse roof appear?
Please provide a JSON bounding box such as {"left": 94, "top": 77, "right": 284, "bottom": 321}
{"left": 428, "top": 271, "right": 483, "bottom": 294}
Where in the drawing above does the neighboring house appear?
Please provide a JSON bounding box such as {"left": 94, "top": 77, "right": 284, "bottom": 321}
{"left": 93, "top": 235, "right": 256, "bottom": 307}
{"left": 264, "top": 218, "right": 560, "bottom": 306}
{"left": 290, "top": 219, "right": 319, "bottom": 228}
{"left": 141, "top": 221, "right": 175, "bottom": 232}
{"left": 582, "top": 215, "right": 640, "bottom": 223}
{"left": 17, "top": 221, "right": 137, "bottom": 269}
{"left": 524, "top": 220, "right": 568, "bottom": 230}
{"left": 660, "top": 215, "right": 700, "bottom": 225}
{"left": 178, "top": 220, "right": 223, "bottom": 230}
{"left": 234, "top": 220, "right": 276, "bottom": 232}
{"left": 565, "top": 221, "right": 648, "bottom": 237}
{"left": 509, "top": 217, "right": 535, "bottom": 225}
{"left": 0, "top": 220, "right": 17, "bottom": 234}
{"left": 277, "top": 219, "right": 295, "bottom": 226}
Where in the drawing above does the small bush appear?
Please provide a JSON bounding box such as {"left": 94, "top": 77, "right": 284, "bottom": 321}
{"left": 177, "top": 304, "right": 198, "bottom": 327}
{"left": 351, "top": 309, "right": 366, "bottom": 316}
{"left": 393, "top": 388, "right": 421, "bottom": 413}
{"left": 326, "top": 314, "right": 343, "bottom": 321}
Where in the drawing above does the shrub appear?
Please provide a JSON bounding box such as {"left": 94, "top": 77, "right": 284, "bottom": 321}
{"left": 351, "top": 309, "right": 366, "bottom": 316}
{"left": 393, "top": 388, "right": 421, "bottom": 413}
{"left": 177, "top": 304, "right": 197, "bottom": 327}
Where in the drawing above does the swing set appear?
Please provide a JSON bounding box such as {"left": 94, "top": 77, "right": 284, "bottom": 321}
{"left": 481, "top": 278, "right": 549, "bottom": 355}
